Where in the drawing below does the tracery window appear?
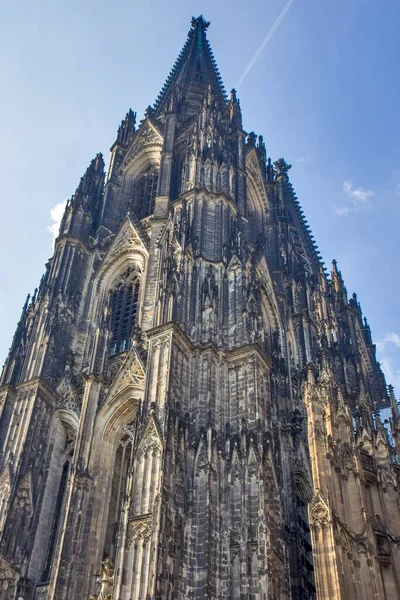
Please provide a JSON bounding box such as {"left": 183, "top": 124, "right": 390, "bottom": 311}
{"left": 110, "top": 270, "right": 141, "bottom": 356}
{"left": 132, "top": 169, "right": 159, "bottom": 219}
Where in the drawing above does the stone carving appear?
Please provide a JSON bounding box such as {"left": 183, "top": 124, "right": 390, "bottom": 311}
{"left": 15, "top": 471, "right": 33, "bottom": 514}
{"left": 309, "top": 489, "right": 330, "bottom": 528}
{"left": 0, "top": 559, "right": 17, "bottom": 597}
{"left": 128, "top": 516, "right": 153, "bottom": 546}
{"left": 95, "top": 559, "right": 115, "bottom": 600}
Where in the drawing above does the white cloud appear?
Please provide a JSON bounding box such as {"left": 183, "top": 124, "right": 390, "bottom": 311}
{"left": 335, "top": 206, "right": 351, "bottom": 217}
{"left": 343, "top": 181, "right": 374, "bottom": 207}
{"left": 383, "top": 332, "right": 400, "bottom": 347}
{"left": 48, "top": 201, "right": 67, "bottom": 240}
{"left": 297, "top": 156, "right": 310, "bottom": 164}
{"left": 379, "top": 354, "right": 400, "bottom": 393}
{"left": 335, "top": 181, "right": 374, "bottom": 216}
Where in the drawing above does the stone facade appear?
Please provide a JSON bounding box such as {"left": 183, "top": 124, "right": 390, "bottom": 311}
{"left": 1, "top": 15, "right": 399, "bottom": 600}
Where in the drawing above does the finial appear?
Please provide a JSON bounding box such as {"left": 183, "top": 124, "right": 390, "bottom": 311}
{"left": 191, "top": 15, "right": 210, "bottom": 32}
{"left": 94, "top": 153, "right": 104, "bottom": 170}
{"left": 247, "top": 132, "right": 257, "bottom": 148}
{"left": 23, "top": 294, "right": 30, "bottom": 313}
{"left": 273, "top": 158, "right": 292, "bottom": 178}
{"left": 266, "top": 157, "right": 274, "bottom": 182}
{"left": 230, "top": 89, "right": 237, "bottom": 102}
{"left": 306, "top": 363, "right": 315, "bottom": 385}
{"left": 116, "top": 109, "right": 136, "bottom": 145}
{"left": 389, "top": 385, "right": 399, "bottom": 419}
{"left": 191, "top": 15, "right": 210, "bottom": 47}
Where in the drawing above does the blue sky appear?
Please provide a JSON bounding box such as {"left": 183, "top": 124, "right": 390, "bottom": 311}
{"left": 1, "top": 0, "right": 399, "bottom": 394}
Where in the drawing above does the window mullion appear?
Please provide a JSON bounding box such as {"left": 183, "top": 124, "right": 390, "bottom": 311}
{"left": 119, "top": 288, "right": 129, "bottom": 352}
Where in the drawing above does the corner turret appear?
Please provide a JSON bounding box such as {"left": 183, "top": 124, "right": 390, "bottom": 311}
{"left": 59, "top": 152, "right": 105, "bottom": 241}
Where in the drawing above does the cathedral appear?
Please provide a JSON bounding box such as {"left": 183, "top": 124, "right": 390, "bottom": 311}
{"left": 1, "top": 15, "right": 400, "bottom": 600}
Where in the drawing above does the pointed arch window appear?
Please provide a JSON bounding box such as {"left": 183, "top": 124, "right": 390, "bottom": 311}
{"left": 41, "top": 431, "right": 75, "bottom": 584}
{"left": 132, "top": 169, "right": 159, "bottom": 219}
{"left": 103, "top": 433, "right": 133, "bottom": 561}
{"left": 110, "top": 271, "right": 141, "bottom": 356}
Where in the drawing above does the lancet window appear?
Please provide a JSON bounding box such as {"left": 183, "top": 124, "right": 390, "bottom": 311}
{"left": 41, "top": 435, "right": 74, "bottom": 583}
{"left": 132, "top": 169, "right": 159, "bottom": 219}
{"left": 109, "top": 270, "right": 141, "bottom": 356}
{"left": 295, "top": 487, "right": 316, "bottom": 598}
{"left": 103, "top": 433, "right": 133, "bottom": 561}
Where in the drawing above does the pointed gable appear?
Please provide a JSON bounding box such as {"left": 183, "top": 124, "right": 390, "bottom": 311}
{"left": 96, "top": 215, "right": 149, "bottom": 292}
{"left": 122, "top": 117, "right": 164, "bottom": 174}
{"left": 106, "top": 347, "right": 146, "bottom": 403}
{"left": 137, "top": 413, "right": 163, "bottom": 455}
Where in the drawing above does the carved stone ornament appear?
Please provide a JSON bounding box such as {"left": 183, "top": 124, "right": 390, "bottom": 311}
{"left": 34, "top": 583, "right": 49, "bottom": 600}
{"left": 273, "top": 158, "right": 292, "bottom": 177}
{"left": 122, "top": 118, "right": 163, "bottom": 169}
{"left": 230, "top": 445, "right": 242, "bottom": 479}
{"left": 15, "top": 471, "right": 33, "bottom": 514}
{"left": 95, "top": 559, "right": 114, "bottom": 600}
{"left": 309, "top": 488, "right": 330, "bottom": 529}
{"left": 195, "top": 437, "right": 209, "bottom": 471}
{"left": 247, "top": 445, "right": 259, "bottom": 477}
{"left": 0, "top": 558, "right": 17, "bottom": 595}
{"left": 74, "top": 469, "right": 93, "bottom": 492}
{"left": 107, "top": 352, "right": 146, "bottom": 403}
{"left": 128, "top": 515, "right": 153, "bottom": 546}
{"left": 137, "top": 416, "right": 162, "bottom": 457}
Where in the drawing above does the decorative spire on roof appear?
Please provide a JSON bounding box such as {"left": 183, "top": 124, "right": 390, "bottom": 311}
{"left": 116, "top": 109, "right": 136, "bottom": 146}
{"left": 389, "top": 384, "right": 399, "bottom": 425}
{"left": 153, "top": 16, "right": 228, "bottom": 117}
{"left": 72, "top": 153, "right": 105, "bottom": 208}
{"left": 273, "top": 158, "right": 292, "bottom": 179}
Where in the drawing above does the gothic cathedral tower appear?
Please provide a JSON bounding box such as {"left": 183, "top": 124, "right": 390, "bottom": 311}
{"left": 1, "top": 16, "right": 400, "bottom": 600}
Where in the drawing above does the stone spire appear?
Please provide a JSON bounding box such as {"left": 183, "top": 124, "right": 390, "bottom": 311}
{"left": 70, "top": 152, "right": 105, "bottom": 211}
{"left": 59, "top": 153, "right": 105, "bottom": 239}
{"left": 153, "top": 16, "right": 228, "bottom": 118}
{"left": 115, "top": 109, "right": 136, "bottom": 147}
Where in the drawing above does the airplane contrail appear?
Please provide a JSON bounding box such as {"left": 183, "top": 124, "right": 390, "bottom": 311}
{"left": 235, "top": 0, "right": 295, "bottom": 90}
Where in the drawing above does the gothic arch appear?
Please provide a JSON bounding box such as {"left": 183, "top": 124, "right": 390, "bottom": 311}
{"left": 88, "top": 220, "right": 149, "bottom": 367}
{"left": 93, "top": 351, "right": 145, "bottom": 442}
{"left": 29, "top": 408, "right": 77, "bottom": 584}
{"left": 121, "top": 118, "right": 163, "bottom": 178}
{"left": 260, "top": 292, "right": 276, "bottom": 354}
{"left": 130, "top": 415, "right": 162, "bottom": 517}
{"left": 93, "top": 393, "right": 142, "bottom": 457}
{"left": 309, "top": 489, "right": 331, "bottom": 530}
{"left": 93, "top": 219, "right": 148, "bottom": 299}
{"left": 247, "top": 182, "right": 266, "bottom": 240}
{"left": 87, "top": 384, "right": 143, "bottom": 578}
{"left": 246, "top": 150, "right": 269, "bottom": 236}
{"left": 54, "top": 408, "right": 79, "bottom": 440}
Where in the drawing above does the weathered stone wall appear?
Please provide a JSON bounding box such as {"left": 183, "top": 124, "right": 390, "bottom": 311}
{"left": 0, "top": 16, "right": 398, "bottom": 600}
